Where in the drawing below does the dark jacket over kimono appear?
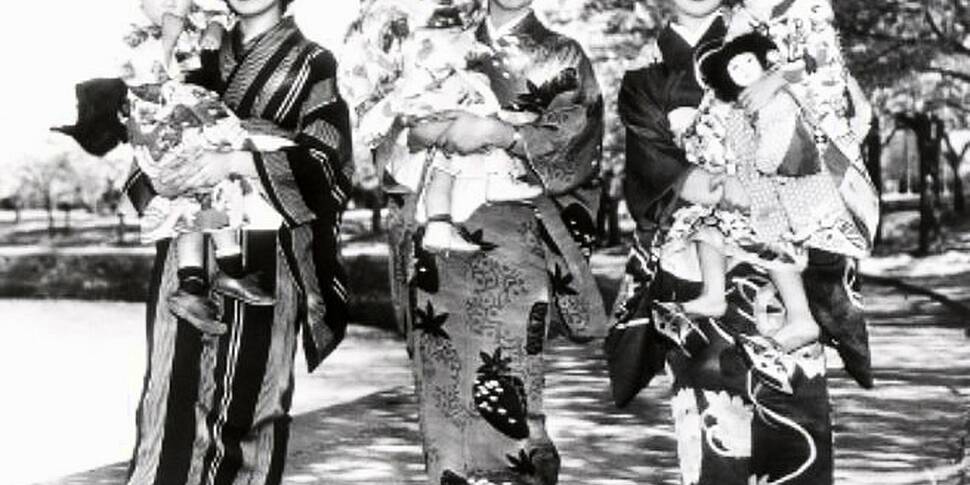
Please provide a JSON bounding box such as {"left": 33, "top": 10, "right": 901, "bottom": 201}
{"left": 385, "top": 11, "right": 605, "bottom": 485}
{"left": 613, "top": 18, "right": 871, "bottom": 485}
{"left": 125, "top": 17, "right": 353, "bottom": 371}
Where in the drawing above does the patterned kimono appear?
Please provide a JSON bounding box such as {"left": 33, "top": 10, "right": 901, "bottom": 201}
{"left": 384, "top": 11, "right": 605, "bottom": 485}
{"left": 614, "top": 19, "right": 871, "bottom": 485}
{"left": 123, "top": 17, "right": 353, "bottom": 485}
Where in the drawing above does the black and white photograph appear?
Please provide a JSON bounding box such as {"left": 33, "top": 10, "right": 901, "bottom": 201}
{"left": 0, "top": 0, "right": 968, "bottom": 484}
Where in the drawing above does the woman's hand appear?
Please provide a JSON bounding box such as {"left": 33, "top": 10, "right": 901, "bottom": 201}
{"left": 436, "top": 112, "right": 516, "bottom": 155}
{"left": 738, "top": 70, "right": 786, "bottom": 115}
{"left": 155, "top": 151, "right": 254, "bottom": 197}
{"left": 718, "top": 176, "right": 751, "bottom": 212}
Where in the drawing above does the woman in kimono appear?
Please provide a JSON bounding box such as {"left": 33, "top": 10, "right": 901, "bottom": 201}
{"left": 612, "top": 0, "right": 871, "bottom": 483}
{"left": 378, "top": 0, "right": 606, "bottom": 483}
{"left": 119, "top": 0, "right": 353, "bottom": 483}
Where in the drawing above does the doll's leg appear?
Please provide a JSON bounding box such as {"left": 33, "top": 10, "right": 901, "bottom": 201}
{"left": 170, "top": 232, "right": 226, "bottom": 334}
{"left": 210, "top": 228, "right": 275, "bottom": 306}
{"left": 176, "top": 232, "right": 207, "bottom": 295}
{"left": 159, "top": 12, "right": 187, "bottom": 66}
{"left": 768, "top": 267, "right": 820, "bottom": 351}
{"left": 422, "top": 167, "right": 479, "bottom": 253}
{"left": 210, "top": 228, "right": 244, "bottom": 278}
{"left": 681, "top": 240, "right": 729, "bottom": 318}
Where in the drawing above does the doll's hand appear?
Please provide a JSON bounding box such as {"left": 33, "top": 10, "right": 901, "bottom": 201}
{"left": 200, "top": 22, "right": 226, "bottom": 50}
{"left": 667, "top": 107, "right": 698, "bottom": 140}
{"left": 738, "top": 70, "right": 786, "bottom": 115}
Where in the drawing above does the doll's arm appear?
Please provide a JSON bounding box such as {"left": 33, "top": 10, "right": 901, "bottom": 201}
{"left": 755, "top": 93, "right": 800, "bottom": 174}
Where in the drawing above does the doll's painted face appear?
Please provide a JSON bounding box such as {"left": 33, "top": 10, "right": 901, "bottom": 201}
{"left": 726, "top": 52, "right": 765, "bottom": 89}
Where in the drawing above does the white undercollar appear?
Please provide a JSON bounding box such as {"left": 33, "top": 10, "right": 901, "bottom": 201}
{"left": 486, "top": 8, "right": 532, "bottom": 40}
{"left": 669, "top": 12, "right": 722, "bottom": 48}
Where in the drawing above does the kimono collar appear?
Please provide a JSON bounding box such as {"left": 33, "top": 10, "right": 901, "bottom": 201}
{"left": 485, "top": 8, "right": 534, "bottom": 40}
{"left": 477, "top": 10, "right": 539, "bottom": 45}
{"left": 228, "top": 15, "right": 296, "bottom": 62}
{"left": 669, "top": 13, "right": 722, "bottom": 49}
{"left": 657, "top": 15, "right": 726, "bottom": 71}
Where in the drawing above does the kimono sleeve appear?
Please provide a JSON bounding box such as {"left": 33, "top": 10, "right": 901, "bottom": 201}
{"left": 251, "top": 49, "right": 353, "bottom": 228}
{"left": 755, "top": 93, "right": 799, "bottom": 174}
{"left": 511, "top": 39, "right": 603, "bottom": 195}
{"left": 618, "top": 68, "right": 692, "bottom": 218}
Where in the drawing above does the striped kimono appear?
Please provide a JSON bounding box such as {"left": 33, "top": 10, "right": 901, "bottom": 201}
{"left": 123, "top": 17, "right": 352, "bottom": 485}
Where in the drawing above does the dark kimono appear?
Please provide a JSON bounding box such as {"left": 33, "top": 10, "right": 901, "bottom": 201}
{"left": 613, "top": 20, "right": 871, "bottom": 485}
{"left": 124, "top": 17, "right": 352, "bottom": 485}
{"left": 384, "top": 11, "right": 605, "bottom": 485}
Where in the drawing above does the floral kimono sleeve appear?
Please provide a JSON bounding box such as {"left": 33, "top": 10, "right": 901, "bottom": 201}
{"left": 511, "top": 40, "right": 604, "bottom": 195}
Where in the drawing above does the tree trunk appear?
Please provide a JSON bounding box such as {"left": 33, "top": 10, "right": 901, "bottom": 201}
{"left": 947, "top": 153, "right": 966, "bottom": 215}
{"left": 918, "top": 174, "right": 939, "bottom": 255}
{"left": 371, "top": 207, "right": 382, "bottom": 233}
{"left": 45, "top": 196, "right": 55, "bottom": 236}
{"left": 117, "top": 212, "right": 126, "bottom": 245}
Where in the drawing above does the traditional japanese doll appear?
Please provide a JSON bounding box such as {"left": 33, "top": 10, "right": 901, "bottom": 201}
{"left": 344, "top": 0, "right": 559, "bottom": 253}
{"left": 663, "top": 32, "right": 872, "bottom": 393}
{"left": 122, "top": 0, "right": 294, "bottom": 328}
{"left": 727, "top": 0, "right": 880, "bottom": 242}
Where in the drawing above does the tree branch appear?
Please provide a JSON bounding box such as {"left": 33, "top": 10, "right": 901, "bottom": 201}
{"left": 943, "top": 131, "right": 970, "bottom": 161}
{"left": 923, "top": 8, "right": 970, "bottom": 56}
{"left": 925, "top": 66, "right": 970, "bottom": 84}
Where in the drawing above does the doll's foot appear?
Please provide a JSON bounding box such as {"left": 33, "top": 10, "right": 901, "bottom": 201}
{"left": 422, "top": 220, "right": 480, "bottom": 254}
{"left": 771, "top": 317, "right": 821, "bottom": 352}
{"left": 681, "top": 294, "right": 728, "bottom": 318}
{"left": 168, "top": 291, "right": 227, "bottom": 335}
{"left": 486, "top": 176, "right": 542, "bottom": 202}
{"left": 212, "top": 272, "right": 275, "bottom": 306}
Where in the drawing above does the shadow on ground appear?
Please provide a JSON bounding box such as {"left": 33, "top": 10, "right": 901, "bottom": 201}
{"left": 43, "top": 272, "right": 970, "bottom": 485}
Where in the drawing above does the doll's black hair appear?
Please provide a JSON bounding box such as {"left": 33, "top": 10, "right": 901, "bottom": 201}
{"left": 52, "top": 78, "right": 128, "bottom": 157}
{"left": 699, "top": 32, "right": 778, "bottom": 102}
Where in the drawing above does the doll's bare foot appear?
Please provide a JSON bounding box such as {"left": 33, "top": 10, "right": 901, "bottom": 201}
{"left": 485, "top": 175, "right": 542, "bottom": 202}
{"left": 423, "top": 221, "right": 479, "bottom": 254}
{"left": 771, "top": 316, "right": 821, "bottom": 352}
{"left": 681, "top": 294, "right": 728, "bottom": 318}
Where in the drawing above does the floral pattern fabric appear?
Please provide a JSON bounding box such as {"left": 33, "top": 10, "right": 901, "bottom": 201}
{"left": 380, "top": 8, "right": 605, "bottom": 484}
{"left": 617, "top": 17, "right": 871, "bottom": 485}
